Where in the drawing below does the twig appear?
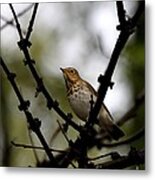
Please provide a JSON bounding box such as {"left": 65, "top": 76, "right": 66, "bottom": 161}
{"left": 1, "top": 15, "right": 15, "bottom": 27}
{"left": 1, "top": 15, "right": 26, "bottom": 35}
{"left": 1, "top": 4, "right": 34, "bottom": 31}
{"left": 54, "top": 121, "right": 78, "bottom": 168}
{"left": 26, "top": 3, "right": 39, "bottom": 41}
{"left": 100, "top": 128, "right": 144, "bottom": 147}
{"left": 116, "top": 1, "right": 126, "bottom": 28}
{"left": 57, "top": 120, "right": 70, "bottom": 144}
{"left": 49, "top": 127, "right": 61, "bottom": 145}
{"left": 131, "top": 1, "right": 145, "bottom": 28}
{"left": 55, "top": 121, "right": 82, "bottom": 168}
{"left": 28, "top": 129, "right": 40, "bottom": 164}
{"left": 11, "top": 141, "right": 67, "bottom": 153}
{"left": 9, "top": 4, "right": 23, "bottom": 40}
{"left": 88, "top": 151, "right": 120, "bottom": 162}
{"left": 95, "top": 148, "right": 144, "bottom": 169}
{"left": 117, "top": 89, "right": 144, "bottom": 126}
{"left": 0, "top": 57, "right": 58, "bottom": 167}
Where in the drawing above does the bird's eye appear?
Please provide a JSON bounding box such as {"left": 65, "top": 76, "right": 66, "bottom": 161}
{"left": 70, "top": 70, "right": 74, "bottom": 73}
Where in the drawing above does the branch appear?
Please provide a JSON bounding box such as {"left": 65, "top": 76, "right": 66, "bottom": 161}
{"left": 86, "top": 1, "right": 144, "bottom": 127}
{"left": 57, "top": 120, "right": 70, "bottom": 144}
{"left": 95, "top": 148, "right": 144, "bottom": 169}
{"left": 9, "top": 3, "right": 83, "bottom": 133}
{"left": 1, "top": 15, "right": 17, "bottom": 29}
{"left": 116, "top": 1, "right": 126, "bottom": 26}
{"left": 9, "top": 4, "right": 24, "bottom": 40}
{"left": 117, "top": 89, "right": 144, "bottom": 126}
{"left": 100, "top": 128, "right": 144, "bottom": 147}
{"left": 94, "top": 89, "right": 144, "bottom": 146}
{"left": 1, "top": 4, "right": 34, "bottom": 31}
{"left": 25, "top": 3, "right": 39, "bottom": 41}
{"left": 28, "top": 129, "right": 40, "bottom": 164}
{"left": 88, "top": 151, "right": 123, "bottom": 164}
{"left": 0, "top": 57, "right": 58, "bottom": 167}
{"left": 11, "top": 141, "right": 67, "bottom": 153}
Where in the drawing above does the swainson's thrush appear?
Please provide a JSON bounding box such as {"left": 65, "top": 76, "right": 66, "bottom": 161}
{"left": 60, "top": 67, "right": 124, "bottom": 140}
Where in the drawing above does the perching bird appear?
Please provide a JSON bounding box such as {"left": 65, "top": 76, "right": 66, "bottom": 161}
{"left": 60, "top": 67, "right": 124, "bottom": 140}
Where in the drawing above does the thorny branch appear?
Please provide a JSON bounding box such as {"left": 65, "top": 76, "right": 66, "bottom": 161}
{"left": 0, "top": 57, "right": 58, "bottom": 167}
{"left": 86, "top": 1, "right": 144, "bottom": 127}
{"left": 9, "top": 3, "right": 83, "bottom": 134}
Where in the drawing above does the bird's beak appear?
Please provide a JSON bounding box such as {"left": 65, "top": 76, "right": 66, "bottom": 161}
{"left": 60, "top": 67, "right": 64, "bottom": 73}
{"left": 60, "top": 67, "right": 67, "bottom": 80}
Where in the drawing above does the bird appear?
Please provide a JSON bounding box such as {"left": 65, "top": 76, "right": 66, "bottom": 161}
{"left": 60, "top": 67, "right": 125, "bottom": 140}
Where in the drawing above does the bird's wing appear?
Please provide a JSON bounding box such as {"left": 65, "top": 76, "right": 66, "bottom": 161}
{"left": 84, "top": 80, "right": 114, "bottom": 122}
{"left": 102, "top": 103, "right": 114, "bottom": 121}
{"left": 84, "top": 80, "right": 98, "bottom": 96}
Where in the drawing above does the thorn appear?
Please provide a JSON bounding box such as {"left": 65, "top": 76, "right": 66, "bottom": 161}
{"left": 17, "top": 39, "right": 32, "bottom": 50}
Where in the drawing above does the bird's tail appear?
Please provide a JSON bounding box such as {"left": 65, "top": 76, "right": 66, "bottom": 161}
{"left": 107, "top": 123, "right": 125, "bottom": 140}
{"left": 99, "top": 105, "right": 125, "bottom": 140}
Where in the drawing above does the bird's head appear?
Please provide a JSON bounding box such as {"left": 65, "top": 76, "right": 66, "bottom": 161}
{"left": 60, "top": 67, "right": 81, "bottom": 84}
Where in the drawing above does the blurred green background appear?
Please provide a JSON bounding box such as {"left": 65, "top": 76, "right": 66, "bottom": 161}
{"left": 0, "top": 1, "right": 144, "bottom": 168}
